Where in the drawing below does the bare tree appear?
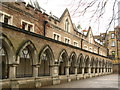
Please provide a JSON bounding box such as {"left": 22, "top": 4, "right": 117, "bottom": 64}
{"left": 67, "top": 0, "right": 119, "bottom": 34}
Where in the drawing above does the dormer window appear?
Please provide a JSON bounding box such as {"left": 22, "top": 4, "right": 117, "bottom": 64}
{"left": 65, "top": 19, "right": 70, "bottom": 32}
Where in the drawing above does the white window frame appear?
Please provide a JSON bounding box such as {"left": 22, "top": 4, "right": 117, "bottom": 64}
{"left": 0, "top": 11, "right": 13, "bottom": 25}
{"left": 111, "top": 33, "right": 115, "bottom": 39}
{"left": 73, "top": 40, "right": 78, "bottom": 47}
{"left": 89, "top": 47, "right": 92, "bottom": 52}
{"left": 84, "top": 45, "right": 88, "bottom": 50}
{"left": 21, "top": 20, "right": 34, "bottom": 32}
{"left": 64, "top": 37, "right": 71, "bottom": 44}
{"left": 111, "top": 41, "right": 115, "bottom": 47}
{"left": 53, "top": 32, "right": 61, "bottom": 41}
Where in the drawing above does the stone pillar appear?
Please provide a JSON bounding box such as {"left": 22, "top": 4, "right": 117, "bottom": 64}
{"left": 52, "top": 64, "right": 59, "bottom": 77}
{"left": 97, "top": 68, "right": 99, "bottom": 74}
{"left": 93, "top": 68, "right": 95, "bottom": 74}
{"left": 82, "top": 67, "right": 84, "bottom": 74}
{"left": 104, "top": 68, "right": 106, "bottom": 74}
{"left": 100, "top": 68, "right": 102, "bottom": 73}
{"left": 52, "top": 64, "right": 60, "bottom": 85}
{"left": 33, "top": 65, "right": 39, "bottom": 77}
{"left": 75, "top": 67, "right": 78, "bottom": 75}
{"left": 88, "top": 67, "right": 91, "bottom": 74}
{"left": 65, "top": 66, "right": 69, "bottom": 76}
{"left": 9, "top": 64, "right": 17, "bottom": 78}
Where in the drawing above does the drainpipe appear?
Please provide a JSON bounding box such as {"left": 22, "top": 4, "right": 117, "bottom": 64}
{"left": 107, "top": 48, "right": 109, "bottom": 58}
{"left": 98, "top": 47, "right": 100, "bottom": 55}
{"left": 81, "top": 39, "right": 83, "bottom": 49}
{"left": 43, "top": 20, "right": 48, "bottom": 36}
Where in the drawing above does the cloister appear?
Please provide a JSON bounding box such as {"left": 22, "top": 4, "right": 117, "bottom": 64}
{"left": 0, "top": 23, "right": 113, "bottom": 88}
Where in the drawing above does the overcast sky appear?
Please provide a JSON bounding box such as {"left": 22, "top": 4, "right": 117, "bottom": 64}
{"left": 25, "top": 0, "right": 119, "bottom": 35}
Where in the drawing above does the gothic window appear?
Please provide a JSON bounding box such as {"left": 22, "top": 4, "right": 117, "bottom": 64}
{"left": 65, "top": 19, "right": 69, "bottom": 32}
{"left": 111, "top": 33, "right": 115, "bottom": 39}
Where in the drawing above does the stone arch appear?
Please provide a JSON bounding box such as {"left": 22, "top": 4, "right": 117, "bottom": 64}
{"left": 91, "top": 56, "right": 95, "bottom": 73}
{"left": 84, "top": 55, "right": 90, "bottom": 73}
{"left": 38, "top": 45, "right": 55, "bottom": 76}
{"left": 77, "top": 53, "right": 84, "bottom": 74}
{"left": 0, "top": 34, "right": 15, "bottom": 79}
{"left": 69, "top": 52, "right": 77, "bottom": 74}
{"left": 95, "top": 58, "right": 99, "bottom": 73}
{"left": 58, "top": 49, "right": 68, "bottom": 75}
{"left": 16, "top": 40, "right": 38, "bottom": 78}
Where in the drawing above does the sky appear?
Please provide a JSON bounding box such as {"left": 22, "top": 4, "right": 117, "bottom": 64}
{"left": 24, "top": 0, "right": 119, "bottom": 35}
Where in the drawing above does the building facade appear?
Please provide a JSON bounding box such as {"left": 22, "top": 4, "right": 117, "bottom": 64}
{"left": 0, "top": 2, "right": 113, "bottom": 88}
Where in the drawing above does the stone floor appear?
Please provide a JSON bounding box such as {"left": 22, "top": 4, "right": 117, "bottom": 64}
{"left": 42, "top": 74, "right": 119, "bottom": 88}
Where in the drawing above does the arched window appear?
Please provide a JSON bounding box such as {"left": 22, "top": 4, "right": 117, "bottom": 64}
{"left": 65, "top": 19, "right": 69, "bottom": 32}
{"left": 0, "top": 46, "right": 9, "bottom": 79}
{"left": 16, "top": 46, "right": 33, "bottom": 78}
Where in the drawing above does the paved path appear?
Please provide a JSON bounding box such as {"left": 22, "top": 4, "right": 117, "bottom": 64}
{"left": 42, "top": 74, "right": 119, "bottom": 88}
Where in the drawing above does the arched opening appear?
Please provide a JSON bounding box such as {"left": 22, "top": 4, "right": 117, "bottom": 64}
{"left": 59, "top": 50, "right": 68, "bottom": 75}
{"left": 84, "top": 55, "right": 90, "bottom": 73}
{"left": 95, "top": 59, "right": 99, "bottom": 73}
{"left": 0, "top": 46, "right": 9, "bottom": 79}
{"left": 39, "top": 45, "right": 54, "bottom": 76}
{"left": 78, "top": 54, "right": 84, "bottom": 74}
{"left": 16, "top": 41, "right": 37, "bottom": 78}
{"left": 0, "top": 34, "right": 15, "bottom": 79}
{"left": 99, "top": 60, "right": 102, "bottom": 73}
{"left": 102, "top": 60, "right": 105, "bottom": 73}
{"left": 91, "top": 57, "right": 95, "bottom": 73}
{"left": 69, "top": 52, "right": 77, "bottom": 74}
{"left": 65, "top": 19, "right": 69, "bottom": 32}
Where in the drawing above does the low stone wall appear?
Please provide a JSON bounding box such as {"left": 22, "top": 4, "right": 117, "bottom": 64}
{"left": 1, "top": 72, "right": 112, "bottom": 89}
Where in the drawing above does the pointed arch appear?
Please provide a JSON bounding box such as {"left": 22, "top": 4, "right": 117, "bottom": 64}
{"left": 77, "top": 53, "right": 84, "bottom": 74}
{"left": 0, "top": 34, "right": 15, "bottom": 79}
{"left": 91, "top": 56, "right": 95, "bottom": 67}
{"left": 16, "top": 40, "right": 38, "bottom": 65}
{"left": 16, "top": 40, "right": 38, "bottom": 78}
{"left": 39, "top": 45, "right": 54, "bottom": 76}
{"left": 69, "top": 52, "right": 77, "bottom": 74}
{"left": 58, "top": 49, "right": 68, "bottom": 63}
{"left": 0, "top": 34, "right": 16, "bottom": 64}
{"left": 58, "top": 49, "right": 68, "bottom": 75}
{"left": 69, "top": 52, "right": 77, "bottom": 63}
{"left": 39, "top": 45, "right": 54, "bottom": 65}
{"left": 84, "top": 55, "right": 90, "bottom": 73}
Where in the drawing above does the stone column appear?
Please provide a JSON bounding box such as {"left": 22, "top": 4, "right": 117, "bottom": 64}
{"left": 97, "top": 68, "right": 99, "bottom": 74}
{"left": 52, "top": 64, "right": 60, "bottom": 85}
{"left": 9, "top": 64, "right": 18, "bottom": 78}
{"left": 65, "top": 66, "right": 70, "bottom": 76}
{"left": 104, "top": 68, "right": 106, "bottom": 74}
{"left": 75, "top": 67, "right": 78, "bottom": 75}
{"left": 88, "top": 67, "right": 91, "bottom": 74}
{"left": 52, "top": 64, "right": 59, "bottom": 77}
{"left": 82, "top": 67, "right": 84, "bottom": 74}
{"left": 100, "top": 68, "right": 102, "bottom": 74}
{"left": 33, "top": 65, "right": 39, "bottom": 77}
{"left": 93, "top": 68, "right": 95, "bottom": 74}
